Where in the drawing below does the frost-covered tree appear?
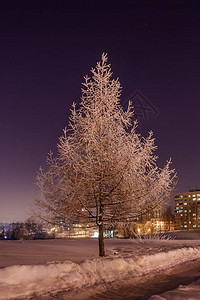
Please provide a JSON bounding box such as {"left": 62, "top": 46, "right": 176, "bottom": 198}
{"left": 35, "top": 54, "right": 176, "bottom": 256}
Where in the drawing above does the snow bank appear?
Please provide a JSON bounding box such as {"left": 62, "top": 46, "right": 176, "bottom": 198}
{"left": 1, "top": 246, "right": 200, "bottom": 299}
{"left": 150, "top": 279, "right": 200, "bottom": 300}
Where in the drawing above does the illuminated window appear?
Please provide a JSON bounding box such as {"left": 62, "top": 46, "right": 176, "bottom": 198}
{"left": 184, "top": 210, "right": 187, "bottom": 212}
{"left": 180, "top": 214, "right": 183, "bottom": 216}
{"left": 193, "top": 225, "right": 197, "bottom": 228}
{"left": 180, "top": 195, "right": 183, "bottom": 198}
{"left": 193, "top": 214, "right": 196, "bottom": 216}
{"left": 184, "top": 225, "right": 187, "bottom": 227}
{"left": 193, "top": 198, "right": 196, "bottom": 201}
{"left": 188, "top": 195, "right": 191, "bottom": 197}
{"left": 184, "top": 203, "right": 187, "bottom": 205}
{"left": 193, "top": 195, "right": 196, "bottom": 197}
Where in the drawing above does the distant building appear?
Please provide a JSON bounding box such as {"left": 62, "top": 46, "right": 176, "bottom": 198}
{"left": 137, "top": 207, "right": 174, "bottom": 235}
{"left": 115, "top": 212, "right": 174, "bottom": 238}
{"left": 174, "top": 189, "right": 200, "bottom": 230}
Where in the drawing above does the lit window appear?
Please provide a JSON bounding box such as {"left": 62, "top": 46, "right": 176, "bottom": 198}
{"left": 184, "top": 203, "right": 187, "bottom": 205}
{"left": 184, "top": 210, "right": 187, "bottom": 212}
{"left": 197, "top": 194, "right": 200, "bottom": 197}
{"left": 176, "top": 206, "right": 179, "bottom": 209}
{"left": 193, "top": 195, "right": 196, "bottom": 197}
{"left": 184, "top": 225, "right": 187, "bottom": 227}
{"left": 193, "top": 214, "right": 196, "bottom": 216}
{"left": 188, "top": 195, "right": 191, "bottom": 197}
{"left": 193, "top": 198, "right": 196, "bottom": 201}
{"left": 180, "top": 195, "right": 183, "bottom": 198}
{"left": 193, "top": 225, "right": 197, "bottom": 228}
{"left": 180, "top": 214, "right": 183, "bottom": 216}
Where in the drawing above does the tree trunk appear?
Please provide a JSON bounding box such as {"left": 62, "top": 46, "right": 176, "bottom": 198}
{"left": 98, "top": 222, "right": 105, "bottom": 256}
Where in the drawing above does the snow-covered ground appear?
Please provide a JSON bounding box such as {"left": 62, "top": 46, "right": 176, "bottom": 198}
{"left": 150, "top": 278, "right": 200, "bottom": 300}
{"left": 1, "top": 233, "right": 200, "bottom": 299}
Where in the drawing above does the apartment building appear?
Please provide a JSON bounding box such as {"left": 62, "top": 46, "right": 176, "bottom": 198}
{"left": 174, "top": 189, "right": 200, "bottom": 230}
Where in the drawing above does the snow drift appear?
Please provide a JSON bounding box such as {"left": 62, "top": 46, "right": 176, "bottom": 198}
{"left": 150, "top": 278, "right": 200, "bottom": 300}
{"left": 1, "top": 246, "right": 200, "bottom": 299}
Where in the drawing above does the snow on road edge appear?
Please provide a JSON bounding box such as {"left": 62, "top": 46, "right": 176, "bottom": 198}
{"left": 1, "top": 246, "right": 200, "bottom": 299}
{"left": 149, "top": 278, "right": 200, "bottom": 300}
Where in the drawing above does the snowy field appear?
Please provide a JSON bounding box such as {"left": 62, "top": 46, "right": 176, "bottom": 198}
{"left": 1, "top": 233, "right": 200, "bottom": 299}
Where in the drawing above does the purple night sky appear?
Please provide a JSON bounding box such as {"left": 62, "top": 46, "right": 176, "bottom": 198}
{"left": 1, "top": 3, "right": 200, "bottom": 221}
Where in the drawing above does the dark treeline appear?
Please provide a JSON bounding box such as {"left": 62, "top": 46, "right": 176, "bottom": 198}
{"left": 0, "top": 219, "right": 54, "bottom": 240}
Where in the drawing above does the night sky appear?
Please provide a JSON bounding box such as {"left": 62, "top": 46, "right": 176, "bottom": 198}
{"left": 1, "top": 3, "right": 200, "bottom": 221}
